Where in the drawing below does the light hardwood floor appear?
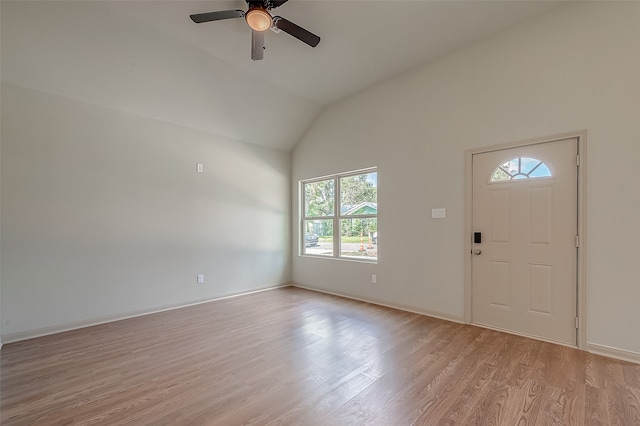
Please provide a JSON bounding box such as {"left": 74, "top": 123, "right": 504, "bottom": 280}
{"left": 1, "top": 286, "right": 639, "bottom": 425}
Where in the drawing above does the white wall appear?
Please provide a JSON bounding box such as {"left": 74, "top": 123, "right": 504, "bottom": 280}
{"left": 0, "top": 1, "right": 320, "bottom": 151}
{"left": 292, "top": 2, "right": 640, "bottom": 358}
{"left": 1, "top": 82, "right": 291, "bottom": 340}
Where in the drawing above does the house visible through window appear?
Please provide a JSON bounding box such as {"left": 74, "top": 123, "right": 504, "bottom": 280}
{"left": 302, "top": 169, "right": 377, "bottom": 261}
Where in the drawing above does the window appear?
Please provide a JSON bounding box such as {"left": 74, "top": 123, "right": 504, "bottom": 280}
{"left": 302, "top": 169, "right": 377, "bottom": 261}
{"left": 490, "top": 157, "right": 552, "bottom": 182}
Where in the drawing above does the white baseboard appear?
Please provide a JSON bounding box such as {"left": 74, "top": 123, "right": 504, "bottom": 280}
{"left": 292, "top": 282, "right": 464, "bottom": 324}
{"left": 1, "top": 284, "right": 290, "bottom": 344}
{"left": 588, "top": 343, "right": 640, "bottom": 365}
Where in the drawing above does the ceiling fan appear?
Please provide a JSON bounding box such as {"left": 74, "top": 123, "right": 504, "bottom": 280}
{"left": 190, "top": 0, "right": 321, "bottom": 61}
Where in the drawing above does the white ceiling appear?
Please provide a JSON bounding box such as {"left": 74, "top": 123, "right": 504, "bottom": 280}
{"left": 1, "top": 1, "right": 568, "bottom": 150}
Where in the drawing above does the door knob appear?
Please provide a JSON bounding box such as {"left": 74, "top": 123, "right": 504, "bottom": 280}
{"left": 473, "top": 249, "right": 482, "bottom": 255}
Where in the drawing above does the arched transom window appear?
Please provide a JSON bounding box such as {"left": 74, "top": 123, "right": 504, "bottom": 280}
{"left": 490, "top": 157, "right": 552, "bottom": 182}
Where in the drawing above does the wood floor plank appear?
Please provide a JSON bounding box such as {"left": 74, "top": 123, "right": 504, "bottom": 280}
{"left": 1, "top": 286, "right": 639, "bottom": 425}
{"left": 411, "top": 332, "right": 502, "bottom": 424}
{"left": 610, "top": 385, "right": 640, "bottom": 425}
{"left": 623, "top": 362, "right": 640, "bottom": 389}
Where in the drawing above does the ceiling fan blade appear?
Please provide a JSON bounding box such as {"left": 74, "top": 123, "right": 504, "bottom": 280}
{"left": 190, "top": 10, "right": 244, "bottom": 24}
{"left": 273, "top": 16, "right": 320, "bottom": 47}
{"left": 247, "top": 0, "right": 287, "bottom": 9}
{"left": 270, "top": 0, "right": 289, "bottom": 8}
{"left": 251, "top": 30, "right": 265, "bottom": 60}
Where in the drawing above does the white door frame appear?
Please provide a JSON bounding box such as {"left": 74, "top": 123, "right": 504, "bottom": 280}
{"left": 464, "top": 131, "right": 587, "bottom": 349}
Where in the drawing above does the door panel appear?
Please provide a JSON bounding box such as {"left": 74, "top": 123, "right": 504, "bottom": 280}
{"left": 490, "top": 261, "right": 510, "bottom": 308}
{"left": 529, "top": 187, "right": 553, "bottom": 245}
{"left": 527, "top": 263, "right": 553, "bottom": 314}
{"left": 472, "top": 138, "right": 578, "bottom": 345}
{"left": 490, "top": 190, "right": 510, "bottom": 243}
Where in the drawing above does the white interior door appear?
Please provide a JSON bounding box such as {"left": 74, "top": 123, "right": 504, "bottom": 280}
{"left": 472, "top": 138, "right": 578, "bottom": 345}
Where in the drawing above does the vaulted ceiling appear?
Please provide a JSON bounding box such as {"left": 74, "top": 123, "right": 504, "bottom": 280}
{"left": 1, "top": 1, "right": 568, "bottom": 150}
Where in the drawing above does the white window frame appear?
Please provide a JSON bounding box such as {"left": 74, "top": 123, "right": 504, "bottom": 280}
{"left": 300, "top": 167, "right": 377, "bottom": 263}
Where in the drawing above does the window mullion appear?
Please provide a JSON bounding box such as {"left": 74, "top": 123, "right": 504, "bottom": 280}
{"left": 304, "top": 215, "right": 333, "bottom": 221}
{"left": 334, "top": 176, "right": 339, "bottom": 258}
{"left": 301, "top": 181, "right": 308, "bottom": 255}
{"left": 340, "top": 214, "right": 377, "bottom": 220}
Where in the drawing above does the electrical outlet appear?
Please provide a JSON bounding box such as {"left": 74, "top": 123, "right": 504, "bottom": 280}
{"left": 196, "top": 163, "right": 204, "bottom": 173}
{"left": 197, "top": 274, "right": 204, "bottom": 284}
{"left": 372, "top": 274, "right": 377, "bottom": 284}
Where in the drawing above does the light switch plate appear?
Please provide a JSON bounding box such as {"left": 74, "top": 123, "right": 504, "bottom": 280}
{"left": 432, "top": 208, "right": 446, "bottom": 219}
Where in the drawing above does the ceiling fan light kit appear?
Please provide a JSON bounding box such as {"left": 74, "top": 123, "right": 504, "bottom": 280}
{"left": 246, "top": 8, "right": 272, "bottom": 31}
{"left": 189, "top": 0, "right": 320, "bottom": 61}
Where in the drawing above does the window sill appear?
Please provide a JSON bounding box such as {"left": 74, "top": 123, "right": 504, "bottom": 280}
{"left": 299, "top": 253, "right": 378, "bottom": 264}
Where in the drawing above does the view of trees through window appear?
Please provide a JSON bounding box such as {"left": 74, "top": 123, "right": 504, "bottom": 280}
{"left": 302, "top": 170, "right": 377, "bottom": 261}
